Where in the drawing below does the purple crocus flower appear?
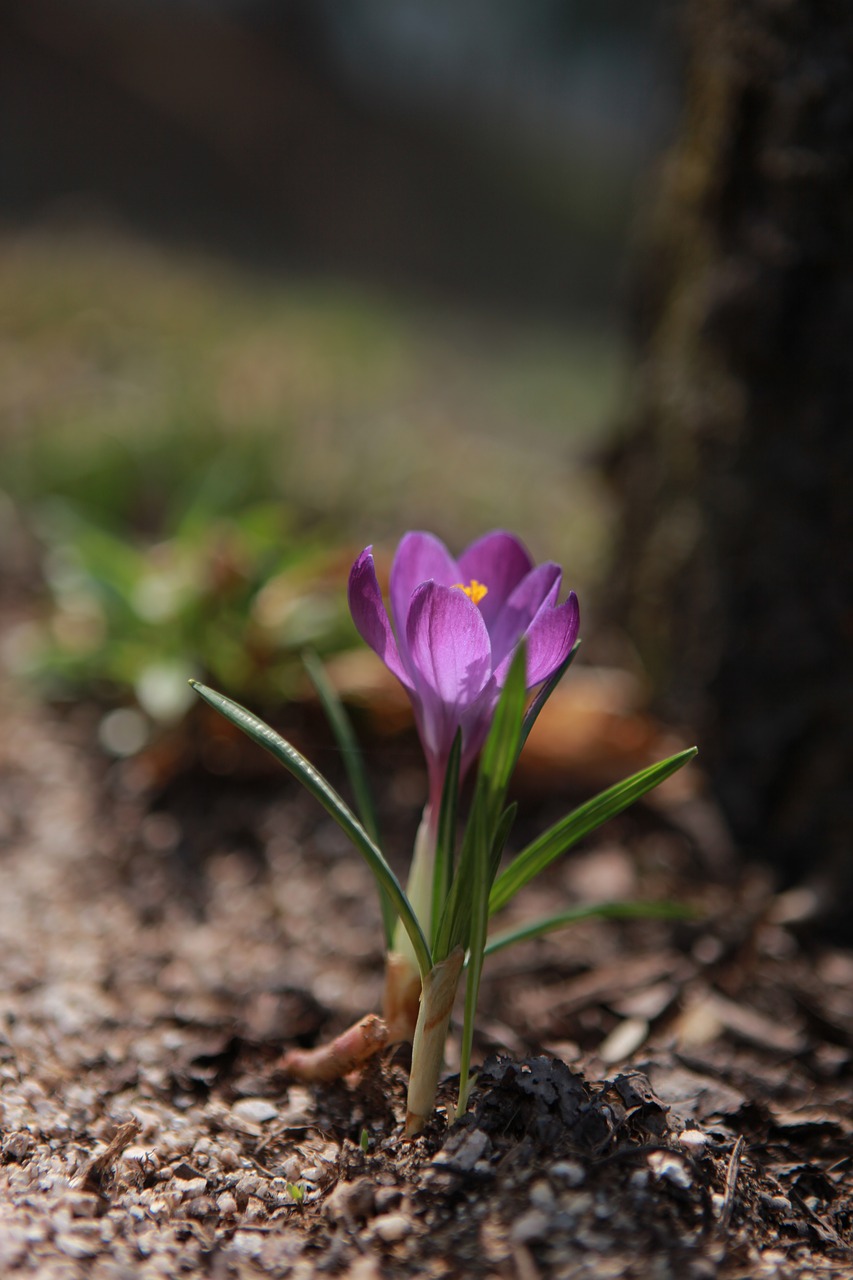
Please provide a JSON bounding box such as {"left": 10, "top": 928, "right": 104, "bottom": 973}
{"left": 348, "top": 531, "right": 579, "bottom": 813}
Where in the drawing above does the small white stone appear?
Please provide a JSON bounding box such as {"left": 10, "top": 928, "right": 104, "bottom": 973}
{"left": 176, "top": 1177, "right": 207, "bottom": 1197}
{"left": 529, "top": 1180, "right": 555, "bottom": 1211}
{"left": 235, "top": 1175, "right": 261, "bottom": 1199}
{"left": 373, "top": 1213, "right": 411, "bottom": 1243}
{"left": 230, "top": 1098, "right": 278, "bottom": 1124}
{"left": 648, "top": 1151, "right": 692, "bottom": 1190}
{"left": 244, "top": 1196, "right": 267, "bottom": 1222}
{"left": 511, "top": 1209, "right": 550, "bottom": 1245}
{"left": 55, "top": 1232, "right": 99, "bottom": 1260}
{"left": 598, "top": 1016, "right": 650, "bottom": 1065}
{"left": 229, "top": 1230, "right": 265, "bottom": 1259}
{"left": 678, "top": 1129, "right": 707, "bottom": 1154}
{"left": 122, "top": 1145, "right": 160, "bottom": 1173}
{"left": 550, "top": 1160, "right": 585, "bottom": 1187}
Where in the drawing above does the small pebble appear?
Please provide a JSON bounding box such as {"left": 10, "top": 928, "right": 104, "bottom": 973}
{"left": 648, "top": 1151, "right": 692, "bottom": 1190}
{"left": 3, "top": 1133, "right": 33, "bottom": 1162}
{"left": 325, "top": 1178, "right": 375, "bottom": 1225}
{"left": 373, "top": 1213, "right": 411, "bottom": 1243}
{"left": 122, "top": 1146, "right": 160, "bottom": 1173}
{"left": 55, "top": 1232, "right": 99, "bottom": 1260}
{"left": 759, "top": 1192, "right": 792, "bottom": 1214}
{"left": 180, "top": 1195, "right": 215, "bottom": 1219}
{"left": 511, "top": 1209, "right": 550, "bottom": 1245}
{"left": 244, "top": 1195, "right": 268, "bottom": 1222}
{"left": 176, "top": 1177, "right": 207, "bottom": 1198}
{"left": 374, "top": 1186, "right": 403, "bottom": 1213}
{"left": 550, "top": 1160, "right": 585, "bottom": 1187}
{"left": 529, "top": 1180, "right": 555, "bottom": 1211}
{"left": 235, "top": 1175, "right": 261, "bottom": 1200}
{"left": 230, "top": 1098, "right": 278, "bottom": 1124}
{"left": 217, "top": 1192, "right": 238, "bottom": 1217}
{"left": 679, "top": 1129, "right": 707, "bottom": 1155}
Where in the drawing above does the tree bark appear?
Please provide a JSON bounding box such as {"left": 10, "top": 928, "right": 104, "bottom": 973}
{"left": 608, "top": 0, "right": 853, "bottom": 922}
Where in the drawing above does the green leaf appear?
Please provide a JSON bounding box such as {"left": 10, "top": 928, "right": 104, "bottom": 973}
{"left": 519, "top": 639, "right": 580, "bottom": 754}
{"left": 431, "top": 730, "right": 461, "bottom": 950}
{"left": 189, "top": 680, "right": 432, "bottom": 977}
{"left": 489, "top": 801, "right": 518, "bottom": 882}
{"left": 301, "top": 649, "right": 393, "bottom": 946}
{"left": 489, "top": 747, "right": 698, "bottom": 916}
{"left": 483, "top": 899, "right": 696, "bottom": 957}
{"left": 478, "top": 645, "right": 528, "bottom": 821}
{"left": 455, "top": 788, "right": 491, "bottom": 1120}
{"left": 302, "top": 649, "right": 381, "bottom": 843}
{"left": 434, "top": 646, "right": 527, "bottom": 959}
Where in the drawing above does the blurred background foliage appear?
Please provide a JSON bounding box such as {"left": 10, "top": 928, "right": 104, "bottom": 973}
{"left": 0, "top": 0, "right": 677, "bottom": 737}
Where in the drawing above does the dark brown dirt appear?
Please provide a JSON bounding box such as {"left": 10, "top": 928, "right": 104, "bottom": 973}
{"left": 0, "top": 685, "right": 851, "bottom": 1279}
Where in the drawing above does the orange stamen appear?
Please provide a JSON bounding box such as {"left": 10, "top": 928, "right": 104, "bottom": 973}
{"left": 452, "top": 579, "right": 488, "bottom": 605}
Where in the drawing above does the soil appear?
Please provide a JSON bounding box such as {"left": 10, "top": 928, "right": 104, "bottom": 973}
{"left": 1, "top": 681, "right": 852, "bottom": 1279}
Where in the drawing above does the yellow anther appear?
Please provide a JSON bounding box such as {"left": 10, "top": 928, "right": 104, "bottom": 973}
{"left": 452, "top": 579, "right": 488, "bottom": 605}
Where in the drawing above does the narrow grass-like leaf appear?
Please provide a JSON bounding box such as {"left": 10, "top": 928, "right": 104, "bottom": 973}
{"left": 431, "top": 730, "right": 461, "bottom": 950}
{"left": 190, "top": 680, "right": 432, "bottom": 977}
{"left": 455, "top": 793, "right": 491, "bottom": 1120}
{"left": 519, "top": 639, "right": 580, "bottom": 754}
{"left": 434, "top": 647, "right": 527, "bottom": 959}
{"left": 489, "top": 747, "right": 698, "bottom": 916}
{"left": 302, "top": 649, "right": 394, "bottom": 946}
{"left": 302, "top": 649, "right": 381, "bottom": 844}
{"left": 479, "top": 645, "right": 528, "bottom": 815}
{"left": 489, "top": 801, "right": 517, "bottom": 883}
{"left": 483, "top": 899, "right": 695, "bottom": 957}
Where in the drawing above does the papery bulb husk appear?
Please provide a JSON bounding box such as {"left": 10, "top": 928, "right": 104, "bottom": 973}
{"left": 382, "top": 951, "right": 423, "bottom": 1045}
{"left": 280, "top": 1014, "right": 388, "bottom": 1083}
{"left": 404, "top": 945, "right": 465, "bottom": 1137}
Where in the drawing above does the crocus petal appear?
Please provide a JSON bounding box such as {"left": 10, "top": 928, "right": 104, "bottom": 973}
{"left": 406, "top": 582, "right": 492, "bottom": 708}
{"left": 488, "top": 562, "right": 562, "bottom": 669}
{"left": 457, "top": 530, "right": 534, "bottom": 627}
{"left": 348, "top": 530, "right": 580, "bottom": 796}
{"left": 406, "top": 581, "right": 492, "bottom": 762}
{"left": 459, "top": 675, "right": 501, "bottom": 775}
{"left": 389, "top": 532, "right": 459, "bottom": 648}
{"left": 347, "top": 547, "right": 412, "bottom": 688}
{"left": 495, "top": 590, "right": 580, "bottom": 688}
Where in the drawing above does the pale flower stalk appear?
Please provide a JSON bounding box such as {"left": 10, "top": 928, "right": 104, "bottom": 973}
{"left": 383, "top": 807, "right": 437, "bottom": 1043}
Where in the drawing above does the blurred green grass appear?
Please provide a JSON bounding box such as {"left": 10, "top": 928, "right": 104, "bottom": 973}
{"left": 0, "top": 227, "right": 623, "bottom": 718}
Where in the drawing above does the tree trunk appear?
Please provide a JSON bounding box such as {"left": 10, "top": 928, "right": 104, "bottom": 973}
{"left": 607, "top": 0, "right": 853, "bottom": 924}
